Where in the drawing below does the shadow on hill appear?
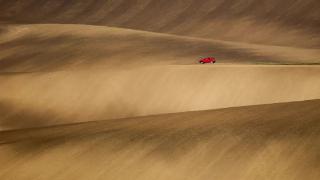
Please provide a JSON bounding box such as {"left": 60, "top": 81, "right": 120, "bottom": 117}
{"left": 0, "top": 100, "right": 59, "bottom": 130}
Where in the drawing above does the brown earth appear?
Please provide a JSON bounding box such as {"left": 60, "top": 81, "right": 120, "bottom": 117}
{"left": 0, "top": 0, "right": 319, "bottom": 47}
{"left": 1, "top": 64, "right": 320, "bottom": 131}
{"left": 0, "top": 24, "right": 319, "bottom": 131}
{"left": 0, "top": 100, "right": 320, "bottom": 180}
{"left": 0, "top": 1, "right": 320, "bottom": 179}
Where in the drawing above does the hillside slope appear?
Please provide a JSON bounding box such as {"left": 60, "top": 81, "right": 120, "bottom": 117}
{"left": 1, "top": 24, "right": 320, "bottom": 131}
{"left": 1, "top": 24, "right": 319, "bottom": 72}
{"left": 1, "top": 65, "right": 320, "bottom": 131}
{"left": 1, "top": 99, "right": 320, "bottom": 180}
{"left": 0, "top": 0, "right": 319, "bottom": 47}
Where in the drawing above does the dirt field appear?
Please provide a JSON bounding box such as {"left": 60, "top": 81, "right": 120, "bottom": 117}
{"left": 0, "top": 0, "right": 319, "bottom": 179}
{"left": 1, "top": 100, "right": 320, "bottom": 179}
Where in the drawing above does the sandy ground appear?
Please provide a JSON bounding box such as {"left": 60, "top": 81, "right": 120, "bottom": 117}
{"left": 0, "top": 0, "right": 319, "bottom": 47}
{"left": 1, "top": 65, "right": 320, "bottom": 131}
{"left": 1, "top": 100, "right": 320, "bottom": 180}
{"left": 0, "top": 0, "right": 320, "bottom": 179}
{"left": 0, "top": 24, "right": 320, "bottom": 131}
{"left": 0, "top": 24, "right": 319, "bottom": 73}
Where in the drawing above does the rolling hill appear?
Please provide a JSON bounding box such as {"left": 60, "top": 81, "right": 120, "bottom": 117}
{"left": 0, "top": 1, "right": 319, "bottom": 179}
{"left": 1, "top": 99, "right": 320, "bottom": 180}
{"left": 0, "top": 0, "right": 319, "bottom": 47}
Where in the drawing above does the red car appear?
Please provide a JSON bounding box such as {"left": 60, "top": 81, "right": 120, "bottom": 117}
{"left": 199, "top": 57, "right": 216, "bottom": 64}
